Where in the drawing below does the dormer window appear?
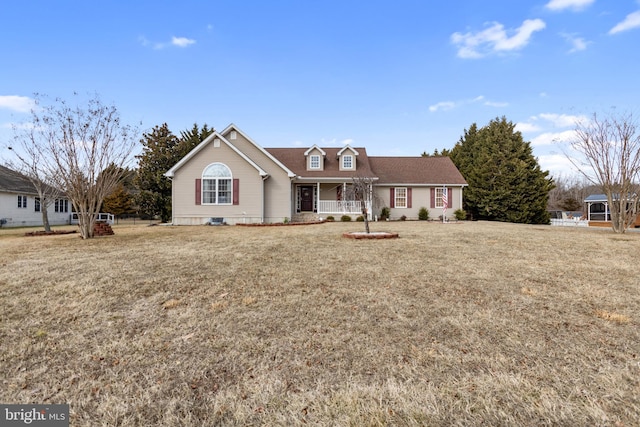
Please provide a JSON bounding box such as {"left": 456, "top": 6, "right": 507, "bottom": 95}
{"left": 342, "top": 155, "right": 353, "bottom": 169}
{"left": 310, "top": 155, "right": 321, "bottom": 169}
{"left": 337, "top": 145, "right": 358, "bottom": 171}
{"left": 304, "top": 145, "right": 326, "bottom": 171}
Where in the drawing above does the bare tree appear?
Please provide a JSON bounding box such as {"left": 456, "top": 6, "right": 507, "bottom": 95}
{"left": 343, "top": 175, "right": 381, "bottom": 233}
{"left": 568, "top": 112, "right": 640, "bottom": 233}
{"left": 15, "top": 94, "right": 139, "bottom": 239}
{"left": 6, "top": 138, "right": 63, "bottom": 232}
{"left": 547, "top": 173, "right": 593, "bottom": 213}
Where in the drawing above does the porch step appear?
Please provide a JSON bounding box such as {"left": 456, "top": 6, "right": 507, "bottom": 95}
{"left": 291, "top": 213, "right": 321, "bottom": 223}
{"left": 93, "top": 221, "right": 115, "bottom": 236}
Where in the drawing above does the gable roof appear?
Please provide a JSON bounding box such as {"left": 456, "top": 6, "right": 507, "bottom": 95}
{"left": 165, "top": 124, "right": 296, "bottom": 179}
{"left": 266, "top": 147, "right": 377, "bottom": 179}
{"left": 336, "top": 145, "right": 359, "bottom": 156}
{"left": 220, "top": 124, "right": 296, "bottom": 178}
{"left": 303, "top": 145, "right": 326, "bottom": 157}
{"left": 368, "top": 156, "right": 467, "bottom": 186}
{"left": 0, "top": 165, "right": 39, "bottom": 194}
{"left": 165, "top": 130, "right": 268, "bottom": 178}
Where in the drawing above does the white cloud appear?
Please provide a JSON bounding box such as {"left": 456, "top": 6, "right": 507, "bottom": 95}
{"left": 341, "top": 138, "right": 354, "bottom": 146}
{"left": 451, "top": 19, "right": 546, "bottom": 59}
{"left": 0, "top": 95, "right": 34, "bottom": 113}
{"left": 545, "top": 0, "right": 595, "bottom": 12}
{"left": 561, "top": 33, "right": 590, "bottom": 52}
{"left": 484, "top": 100, "right": 509, "bottom": 107}
{"left": 429, "top": 95, "right": 507, "bottom": 112}
{"left": 531, "top": 130, "right": 576, "bottom": 146}
{"left": 139, "top": 35, "right": 196, "bottom": 49}
{"left": 609, "top": 10, "right": 640, "bottom": 34}
{"left": 537, "top": 113, "right": 587, "bottom": 128}
{"left": 515, "top": 122, "right": 541, "bottom": 133}
{"left": 172, "top": 36, "right": 196, "bottom": 47}
{"left": 429, "top": 101, "right": 456, "bottom": 112}
{"left": 537, "top": 153, "right": 580, "bottom": 175}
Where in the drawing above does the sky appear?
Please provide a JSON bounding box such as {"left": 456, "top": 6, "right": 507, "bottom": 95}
{"left": 1, "top": 0, "right": 640, "bottom": 177}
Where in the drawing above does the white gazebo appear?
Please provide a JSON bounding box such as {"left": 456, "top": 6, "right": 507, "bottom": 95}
{"left": 584, "top": 194, "right": 611, "bottom": 222}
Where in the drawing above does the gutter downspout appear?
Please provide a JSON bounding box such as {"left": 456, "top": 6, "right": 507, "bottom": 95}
{"left": 262, "top": 175, "right": 269, "bottom": 223}
{"left": 166, "top": 176, "right": 174, "bottom": 225}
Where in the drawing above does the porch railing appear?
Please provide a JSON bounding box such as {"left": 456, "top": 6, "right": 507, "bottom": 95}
{"left": 70, "top": 212, "right": 115, "bottom": 225}
{"left": 318, "top": 200, "right": 369, "bottom": 215}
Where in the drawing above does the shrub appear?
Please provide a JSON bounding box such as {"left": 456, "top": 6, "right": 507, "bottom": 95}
{"left": 400, "top": 215, "right": 407, "bottom": 221}
{"left": 379, "top": 207, "right": 390, "bottom": 221}
{"left": 341, "top": 215, "right": 352, "bottom": 222}
{"left": 418, "top": 207, "right": 429, "bottom": 221}
{"left": 326, "top": 215, "right": 335, "bottom": 222}
{"left": 356, "top": 215, "right": 364, "bottom": 222}
{"left": 454, "top": 209, "right": 467, "bottom": 221}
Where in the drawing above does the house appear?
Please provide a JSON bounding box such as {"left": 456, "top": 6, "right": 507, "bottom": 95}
{"left": 584, "top": 193, "right": 640, "bottom": 228}
{"left": 0, "top": 165, "right": 71, "bottom": 228}
{"left": 165, "top": 124, "right": 468, "bottom": 225}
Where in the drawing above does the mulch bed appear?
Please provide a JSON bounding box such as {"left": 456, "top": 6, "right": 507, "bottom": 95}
{"left": 24, "top": 230, "right": 77, "bottom": 237}
{"left": 236, "top": 221, "right": 326, "bottom": 227}
{"left": 342, "top": 231, "right": 399, "bottom": 239}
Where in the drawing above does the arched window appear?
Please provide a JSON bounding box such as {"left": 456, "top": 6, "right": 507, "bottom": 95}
{"left": 202, "top": 163, "right": 232, "bottom": 204}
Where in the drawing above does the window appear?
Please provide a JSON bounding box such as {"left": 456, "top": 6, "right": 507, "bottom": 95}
{"left": 230, "top": 131, "right": 237, "bottom": 140}
{"left": 35, "top": 197, "right": 41, "bottom": 212}
{"left": 395, "top": 187, "right": 407, "bottom": 208}
{"left": 436, "top": 188, "right": 448, "bottom": 208}
{"left": 310, "top": 155, "right": 320, "bottom": 169}
{"left": 202, "top": 163, "right": 232, "bottom": 204}
{"left": 55, "top": 199, "right": 69, "bottom": 213}
{"left": 17, "top": 195, "right": 27, "bottom": 209}
{"left": 342, "top": 155, "right": 353, "bottom": 169}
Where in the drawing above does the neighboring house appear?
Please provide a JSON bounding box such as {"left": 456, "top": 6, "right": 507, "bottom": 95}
{"left": 584, "top": 193, "right": 640, "bottom": 227}
{"left": 0, "top": 165, "right": 71, "bottom": 227}
{"left": 165, "top": 124, "right": 468, "bottom": 225}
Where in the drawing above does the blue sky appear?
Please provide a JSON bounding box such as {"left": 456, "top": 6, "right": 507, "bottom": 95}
{"left": 1, "top": 0, "right": 639, "bottom": 177}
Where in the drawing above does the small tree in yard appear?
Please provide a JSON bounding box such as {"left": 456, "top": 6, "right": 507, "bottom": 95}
{"left": 343, "top": 176, "right": 382, "bottom": 233}
{"left": 6, "top": 139, "right": 63, "bottom": 232}
{"left": 568, "top": 112, "right": 640, "bottom": 233}
{"left": 15, "top": 94, "right": 139, "bottom": 239}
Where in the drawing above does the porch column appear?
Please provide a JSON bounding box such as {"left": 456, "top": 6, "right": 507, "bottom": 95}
{"left": 343, "top": 183, "right": 347, "bottom": 214}
{"left": 316, "top": 182, "right": 320, "bottom": 213}
{"left": 368, "top": 182, "right": 373, "bottom": 220}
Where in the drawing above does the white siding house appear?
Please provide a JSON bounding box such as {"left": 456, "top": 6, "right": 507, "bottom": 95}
{"left": 0, "top": 165, "right": 71, "bottom": 228}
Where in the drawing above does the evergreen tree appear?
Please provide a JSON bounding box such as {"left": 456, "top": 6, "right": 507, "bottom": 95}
{"left": 179, "top": 123, "right": 214, "bottom": 157}
{"left": 135, "top": 124, "right": 181, "bottom": 222}
{"left": 134, "top": 123, "right": 214, "bottom": 222}
{"left": 449, "top": 117, "right": 554, "bottom": 224}
{"left": 103, "top": 183, "right": 135, "bottom": 220}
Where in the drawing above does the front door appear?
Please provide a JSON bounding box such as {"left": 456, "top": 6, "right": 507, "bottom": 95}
{"left": 300, "top": 186, "right": 314, "bottom": 212}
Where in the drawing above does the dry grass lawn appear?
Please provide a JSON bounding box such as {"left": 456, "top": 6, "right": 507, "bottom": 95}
{"left": 1, "top": 221, "right": 639, "bottom": 426}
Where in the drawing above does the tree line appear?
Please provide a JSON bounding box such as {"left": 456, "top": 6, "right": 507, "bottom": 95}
{"left": 6, "top": 94, "right": 640, "bottom": 236}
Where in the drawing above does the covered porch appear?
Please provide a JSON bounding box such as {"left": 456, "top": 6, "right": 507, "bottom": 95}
{"left": 584, "top": 193, "right": 640, "bottom": 228}
{"left": 295, "top": 182, "right": 372, "bottom": 219}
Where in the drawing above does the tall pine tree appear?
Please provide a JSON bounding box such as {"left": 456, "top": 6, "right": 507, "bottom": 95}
{"left": 449, "top": 117, "right": 554, "bottom": 224}
{"left": 135, "top": 123, "right": 214, "bottom": 222}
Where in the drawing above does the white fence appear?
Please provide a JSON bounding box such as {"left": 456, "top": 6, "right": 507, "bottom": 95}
{"left": 317, "top": 200, "right": 369, "bottom": 215}
{"left": 550, "top": 218, "right": 589, "bottom": 227}
{"left": 70, "top": 212, "right": 115, "bottom": 225}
